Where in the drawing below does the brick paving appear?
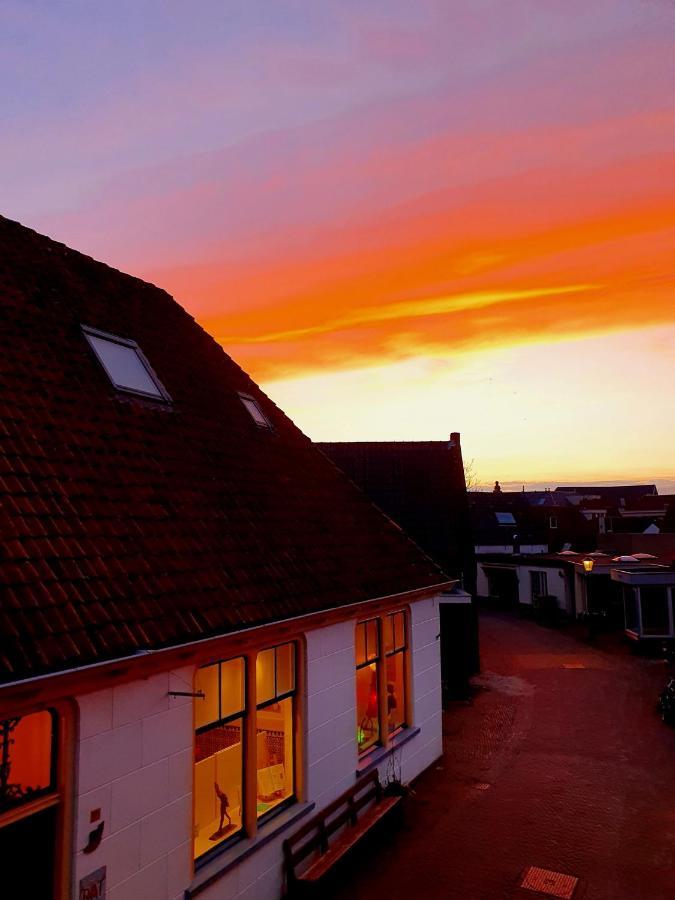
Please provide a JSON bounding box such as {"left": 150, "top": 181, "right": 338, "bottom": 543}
{"left": 335, "top": 611, "right": 675, "bottom": 899}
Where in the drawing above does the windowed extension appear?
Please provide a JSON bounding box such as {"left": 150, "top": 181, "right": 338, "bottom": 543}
{"left": 82, "top": 326, "right": 171, "bottom": 401}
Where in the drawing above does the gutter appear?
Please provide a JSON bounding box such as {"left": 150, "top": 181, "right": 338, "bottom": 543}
{"left": 0, "top": 579, "right": 456, "bottom": 711}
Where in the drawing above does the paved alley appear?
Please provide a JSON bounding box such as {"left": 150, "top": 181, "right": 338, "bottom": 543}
{"left": 335, "top": 611, "right": 675, "bottom": 900}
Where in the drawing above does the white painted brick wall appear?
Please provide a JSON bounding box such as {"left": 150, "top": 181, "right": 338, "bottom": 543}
{"left": 75, "top": 667, "right": 193, "bottom": 900}
{"left": 74, "top": 597, "right": 444, "bottom": 900}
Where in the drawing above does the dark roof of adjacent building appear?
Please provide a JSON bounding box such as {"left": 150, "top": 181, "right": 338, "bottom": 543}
{"left": 468, "top": 490, "right": 595, "bottom": 552}
{"left": 555, "top": 485, "right": 658, "bottom": 500}
{"left": 0, "top": 215, "right": 448, "bottom": 684}
{"left": 317, "top": 438, "right": 474, "bottom": 590}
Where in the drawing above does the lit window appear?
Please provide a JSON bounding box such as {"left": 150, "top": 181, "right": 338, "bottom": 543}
{"left": 239, "top": 393, "right": 272, "bottom": 428}
{"left": 356, "top": 612, "right": 408, "bottom": 755}
{"left": 355, "top": 619, "right": 381, "bottom": 753}
{"left": 193, "top": 658, "right": 245, "bottom": 859}
{"left": 193, "top": 644, "right": 298, "bottom": 863}
{"left": 384, "top": 611, "right": 407, "bottom": 735}
{"left": 0, "top": 710, "right": 60, "bottom": 899}
{"left": 256, "top": 643, "right": 296, "bottom": 820}
{"left": 82, "top": 326, "right": 170, "bottom": 400}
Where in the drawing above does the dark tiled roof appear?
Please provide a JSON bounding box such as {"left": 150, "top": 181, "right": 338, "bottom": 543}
{"left": 555, "top": 485, "right": 657, "bottom": 499}
{"left": 317, "top": 438, "right": 473, "bottom": 591}
{"left": 0, "top": 215, "right": 446, "bottom": 683}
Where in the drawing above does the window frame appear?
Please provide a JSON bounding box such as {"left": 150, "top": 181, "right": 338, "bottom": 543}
{"left": 255, "top": 643, "right": 297, "bottom": 826}
{"left": 193, "top": 657, "right": 247, "bottom": 863}
{"left": 82, "top": 325, "right": 172, "bottom": 402}
{"left": 355, "top": 619, "right": 382, "bottom": 755}
{"left": 530, "top": 570, "right": 548, "bottom": 601}
{"left": 193, "top": 642, "right": 299, "bottom": 868}
{"left": 355, "top": 610, "right": 410, "bottom": 759}
{"left": 238, "top": 392, "right": 272, "bottom": 429}
{"left": 0, "top": 703, "right": 74, "bottom": 900}
{"left": 383, "top": 611, "right": 408, "bottom": 736}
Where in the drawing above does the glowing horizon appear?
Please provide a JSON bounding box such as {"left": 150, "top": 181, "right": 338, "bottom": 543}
{"left": 3, "top": 1, "right": 675, "bottom": 483}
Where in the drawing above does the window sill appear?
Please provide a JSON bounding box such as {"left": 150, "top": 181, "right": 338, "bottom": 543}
{"left": 187, "top": 802, "right": 315, "bottom": 898}
{"left": 356, "top": 726, "right": 421, "bottom": 777}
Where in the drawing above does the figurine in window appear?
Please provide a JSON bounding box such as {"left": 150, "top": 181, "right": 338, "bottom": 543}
{"left": 210, "top": 782, "right": 233, "bottom": 840}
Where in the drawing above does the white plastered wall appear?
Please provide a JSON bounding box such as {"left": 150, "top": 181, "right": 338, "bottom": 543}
{"left": 517, "top": 565, "right": 570, "bottom": 612}
{"left": 73, "top": 594, "right": 443, "bottom": 900}
{"left": 74, "top": 668, "right": 194, "bottom": 900}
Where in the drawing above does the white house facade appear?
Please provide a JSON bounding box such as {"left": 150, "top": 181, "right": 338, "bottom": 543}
{"left": 58, "top": 595, "right": 443, "bottom": 899}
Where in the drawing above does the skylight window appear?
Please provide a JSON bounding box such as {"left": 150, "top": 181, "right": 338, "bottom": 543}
{"left": 239, "top": 393, "right": 272, "bottom": 428}
{"left": 83, "top": 326, "right": 170, "bottom": 401}
{"left": 495, "top": 512, "right": 516, "bottom": 525}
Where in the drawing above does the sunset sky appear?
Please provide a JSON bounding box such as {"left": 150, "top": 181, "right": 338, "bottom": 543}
{"left": 3, "top": 1, "right": 675, "bottom": 486}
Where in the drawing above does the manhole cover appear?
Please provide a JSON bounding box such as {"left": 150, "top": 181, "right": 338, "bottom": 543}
{"left": 521, "top": 866, "right": 578, "bottom": 899}
{"left": 474, "top": 783, "right": 491, "bottom": 791}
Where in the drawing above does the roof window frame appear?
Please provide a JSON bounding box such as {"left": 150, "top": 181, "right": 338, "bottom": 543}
{"left": 238, "top": 392, "right": 273, "bottom": 429}
{"left": 82, "top": 325, "right": 172, "bottom": 403}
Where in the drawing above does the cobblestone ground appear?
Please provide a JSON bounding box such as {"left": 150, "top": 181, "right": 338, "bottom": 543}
{"left": 333, "top": 610, "right": 675, "bottom": 900}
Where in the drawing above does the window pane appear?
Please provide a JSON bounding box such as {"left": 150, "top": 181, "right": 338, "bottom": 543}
{"left": 256, "top": 697, "right": 293, "bottom": 818}
{"left": 220, "top": 658, "right": 245, "bottom": 719}
{"left": 256, "top": 649, "right": 275, "bottom": 704}
{"left": 394, "top": 612, "right": 406, "bottom": 650}
{"left": 194, "top": 719, "right": 243, "bottom": 859}
{"left": 641, "top": 585, "right": 669, "bottom": 635}
{"left": 240, "top": 395, "right": 271, "bottom": 428}
{"left": 386, "top": 653, "right": 406, "bottom": 733}
{"left": 355, "top": 623, "right": 367, "bottom": 666}
{"left": 624, "top": 587, "right": 639, "bottom": 631}
{"left": 384, "top": 615, "right": 394, "bottom": 654}
{"left": 195, "top": 663, "right": 219, "bottom": 729}
{"left": 0, "top": 711, "right": 54, "bottom": 814}
{"left": 356, "top": 664, "right": 379, "bottom": 753}
{"left": 275, "top": 643, "right": 295, "bottom": 696}
{"left": 366, "top": 619, "right": 379, "bottom": 661}
{"left": 87, "top": 334, "right": 162, "bottom": 396}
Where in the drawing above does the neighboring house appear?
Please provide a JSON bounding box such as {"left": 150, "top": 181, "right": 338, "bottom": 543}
{"left": 477, "top": 541, "right": 675, "bottom": 629}
{"left": 318, "top": 438, "right": 479, "bottom": 699}
{"left": 555, "top": 485, "right": 669, "bottom": 537}
{"left": 555, "top": 484, "right": 658, "bottom": 503}
{"left": 476, "top": 554, "right": 576, "bottom": 615}
{"left": 469, "top": 490, "right": 594, "bottom": 555}
{"left": 0, "top": 216, "right": 454, "bottom": 900}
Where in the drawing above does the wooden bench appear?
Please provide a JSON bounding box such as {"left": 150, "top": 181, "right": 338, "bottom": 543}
{"left": 283, "top": 771, "right": 402, "bottom": 894}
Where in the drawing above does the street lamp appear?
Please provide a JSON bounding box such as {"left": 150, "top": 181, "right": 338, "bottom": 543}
{"left": 583, "top": 558, "right": 594, "bottom": 573}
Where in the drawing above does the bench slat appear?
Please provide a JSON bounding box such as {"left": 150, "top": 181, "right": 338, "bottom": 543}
{"left": 284, "top": 770, "right": 402, "bottom": 891}
{"left": 298, "top": 796, "right": 401, "bottom": 882}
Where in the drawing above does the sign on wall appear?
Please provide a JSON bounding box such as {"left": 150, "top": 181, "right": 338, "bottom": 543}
{"left": 79, "top": 867, "right": 106, "bottom": 900}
